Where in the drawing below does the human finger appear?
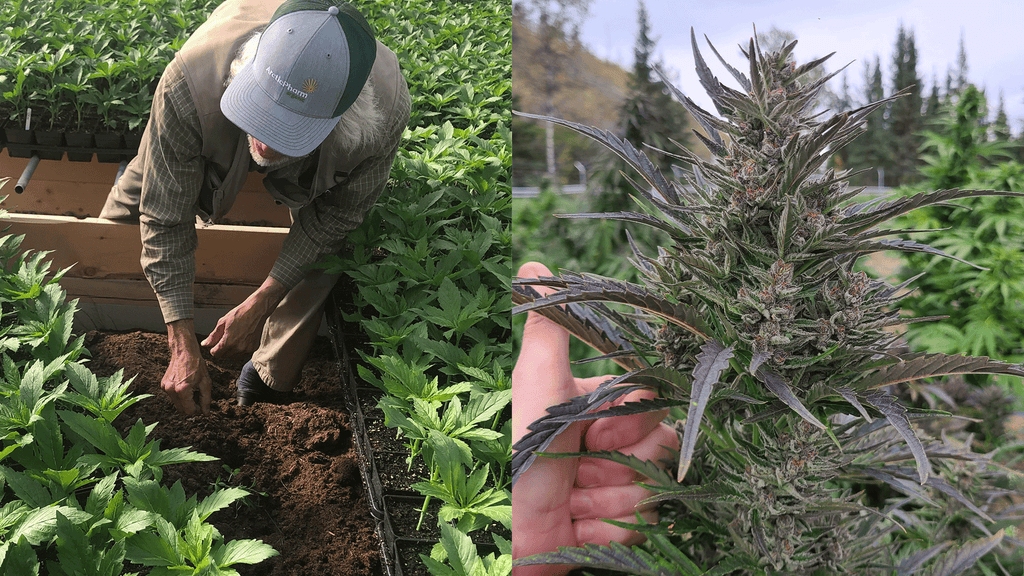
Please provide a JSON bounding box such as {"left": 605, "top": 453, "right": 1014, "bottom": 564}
{"left": 570, "top": 483, "right": 658, "bottom": 520}
{"left": 575, "top": 376, "right": 667, "bottom": 453}
{"left": 576, "top": 423, "right": 678, "bottom": 487}
{"left": 165, "top": 376, "right": 196, "bottom": 416}
{"left": 160, "top": 370, "right": 186, "bottom": 414}
{"left": 587, "top": 408, "right": 672, "bottom": 452}
{"left": 201, "top": 321, "right": 224, "bottom": 349}
{"left": 198, "top": 371, "right": 212, "bottom": 415}
{"left": 208, "top": 326, "right": 231, "bottom": 357}
{"left": 574, "top": 508, "right": 658, "bottom": 548}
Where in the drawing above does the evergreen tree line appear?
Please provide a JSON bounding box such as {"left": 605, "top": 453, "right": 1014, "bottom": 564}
{"left": 832, "top": 24, "right": 1024, "bottom": 187}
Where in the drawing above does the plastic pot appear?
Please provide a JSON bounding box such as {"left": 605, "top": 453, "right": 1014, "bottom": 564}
{"left": 4, "top": 126, "right": 33, "bottom": 158}
{"left": 94, "top": 131, "right": 124, "bottom": 163}
{"left": 65, "top": 131, "right": 95, "bottom": 162}
{"left": 32, "top": 130, "right": 65, "bottom": 161}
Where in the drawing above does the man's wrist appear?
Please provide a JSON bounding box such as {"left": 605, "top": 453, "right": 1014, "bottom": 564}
{"left": 167, "top": 318, "right": 200, "bottom": 356}
{"left": 251, "top": 276, "right": 288, "bottom": 314}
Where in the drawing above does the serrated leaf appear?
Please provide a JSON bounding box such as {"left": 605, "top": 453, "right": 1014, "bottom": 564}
{"left": 0, "top": 465, "right": 52, "bottom": 508}
{"left": 125, "top": 531, "right": 180, "bottom": 567}
{"left": 513, "top": 112, "right": 677, "bottom": 203}
{"left": 678, "top": 340, "right": 734, "bottom": 481}
{"left": 755, "top": 369, "right": 826, "bottom": 430}
{"left": 511, "top": 370, "right": 653, "bottom": 487}
{"left": 0, "top": 537, "right": 39, "bottom": 575}
{"left": 195, "top": 487, "right": 248, "bottom": 522}
{"left": 920, "top": 531, "right": 1004, "bottom": 576}
{"left": 513, "top": 271, "right": 707, "bottom": 340}
{"left": 212, "top": 538, "right": 279, "bottom": 567}
{"left": 863, "top": 392, "right": 929, "bottom": 484}
{"left": 10, "top": 505, "right": 91, "bottom": 546}
{"left": 427, "top": 429, "right": 473, "bottom": 493}
{"left": 114, "top": 507, "right": 156, "bottom": 537}
{"left": 514, "top": 541, "right": 701, "bottom": 576}
{"left": 512, "top": 284, "right": 647, "bottom": 371}
{"left": 898, "top": 542, "right": 951, "bottom": 575}
{"left": 853, "top": 352, "right": 1024, "bottom": 390}
{"left": 841, "top": 188, "right": 1024, "bottom": 234}
{"left": 835, "top": 237, "right": 985, "bottom": 270}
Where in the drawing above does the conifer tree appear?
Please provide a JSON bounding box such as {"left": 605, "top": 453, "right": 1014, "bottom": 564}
{"left": 888, "top": 23, "right": 923, "bottom": 186}
{"left": 846, "top": 56, "right": 889, "bottom": 185}
{"left": 923, "top": 76, "right": 941, "bottom": 124}
{"left": 954, "top": 29, "right": 969, "bottom": 96}
{"left": 513, "top": 0, "right": 593, "bottom": 181}
{"left": 592, "top": 0, "right": 688, "bottom": 214}
{"left": 991, "top": 91, "right": 1011, "bottom": 143}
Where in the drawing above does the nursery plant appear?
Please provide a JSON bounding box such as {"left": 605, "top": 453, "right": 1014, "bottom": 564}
{"left": 513, "top": 30, "right": 1024, "bottom": 575}
{"left": 0, "top": 0, "right": 219, "bottom": 134}
{"left": 315, "top": 0, "right": 512, "bottom": 573}
{"left": 0, "top": 182, "right": 278, "bottom": 574}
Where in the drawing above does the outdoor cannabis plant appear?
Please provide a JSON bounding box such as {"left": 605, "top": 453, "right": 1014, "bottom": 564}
{"left": 512, "top": 29, "right": 1024, "bottom": 575}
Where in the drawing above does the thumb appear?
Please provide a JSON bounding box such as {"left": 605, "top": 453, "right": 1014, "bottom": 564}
{"left": 513, "top": 262, "right": 577, "bottom": 445}
{"left": 200, "top": 324, "right": 220, "bottom": 348}
{"left": 201, "top": 319, "right": 227, "bottom": 351}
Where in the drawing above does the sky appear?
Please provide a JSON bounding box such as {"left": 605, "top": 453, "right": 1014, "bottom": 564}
{"left": 578, "top": 0, "right": 1024, "bottom": 134}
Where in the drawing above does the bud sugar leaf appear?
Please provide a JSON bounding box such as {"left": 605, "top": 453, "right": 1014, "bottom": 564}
{"left": 863, "top": 392, "right": 929, "bottom": 484}
{"left": 678, "top": 340, "right": 734, "bottom": 482}
{"left": 755, "top": 369, "right": 826, "bottom": 430}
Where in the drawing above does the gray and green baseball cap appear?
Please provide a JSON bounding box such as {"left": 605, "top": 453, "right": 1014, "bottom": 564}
{"left": 221, "top": 0, "right": 376, "bottom": 157}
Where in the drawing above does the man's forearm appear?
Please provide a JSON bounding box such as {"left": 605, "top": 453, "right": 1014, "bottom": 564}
{"left": 251, "top": 275, "right": 288, "bottom": 313}
{"left": 167, "top": 318, "right": 201, "bottom": 357}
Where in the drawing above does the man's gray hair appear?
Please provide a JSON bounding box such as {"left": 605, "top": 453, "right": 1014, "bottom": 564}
{"left": 228, "top": 32, "right": 385, "bottom": 152}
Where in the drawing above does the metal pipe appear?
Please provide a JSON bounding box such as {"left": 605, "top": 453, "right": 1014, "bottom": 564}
{"left": 114, "top": 159, "right": 129, "bottom": 187}
{"left": 14, "top": 155, "right": 40, "bottom": 194}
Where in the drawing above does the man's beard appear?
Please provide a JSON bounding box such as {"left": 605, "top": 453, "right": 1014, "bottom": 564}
{"left": 246, "top": 134, "right": 308, "bottom": 168}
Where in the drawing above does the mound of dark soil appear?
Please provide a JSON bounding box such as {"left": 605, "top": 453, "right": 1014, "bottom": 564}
{"left": 83, "top": 330, "right": 380, "bottom": 576}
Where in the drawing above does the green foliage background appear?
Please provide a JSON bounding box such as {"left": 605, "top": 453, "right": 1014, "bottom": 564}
{"left": 0, "top": 0, "right": 220, "bottom": 131}
{"left": 0, "top": 183, "right": 279, "bottom": 574}
{"left": 895, "top": 84, "right": 1024, "bottom": 404}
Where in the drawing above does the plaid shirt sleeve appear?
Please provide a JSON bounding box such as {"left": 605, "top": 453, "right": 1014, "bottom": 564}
{"left": 268, "top": 85, "right": 412, "bottom": 289}
{"left": 138, "top": 58, "right": 206, "bottom": 324}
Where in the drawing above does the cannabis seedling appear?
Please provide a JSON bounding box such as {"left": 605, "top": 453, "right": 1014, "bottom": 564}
{"left": 513, "top": 28, "right": 1024, "bottom": 575}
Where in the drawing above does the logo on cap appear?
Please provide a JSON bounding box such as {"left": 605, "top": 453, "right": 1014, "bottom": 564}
{"left": 266, "top": 66, "right": 311, "bottom": 102}
{"left": 302, "top": 78, "right": 319, "bottom": 94}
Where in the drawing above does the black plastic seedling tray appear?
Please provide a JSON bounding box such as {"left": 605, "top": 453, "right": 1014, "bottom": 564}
{"left": 325, "top": 286, "right": 431, "bottom": 576}
{"left": 325, "top": 280, "right": 509, "bottom": 575}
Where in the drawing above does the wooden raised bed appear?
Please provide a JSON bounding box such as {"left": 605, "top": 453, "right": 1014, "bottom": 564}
{"left": 0, "top": 148, "right": 293, "bottom": 333}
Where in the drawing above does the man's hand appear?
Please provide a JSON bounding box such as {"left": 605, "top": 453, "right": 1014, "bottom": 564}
{"left": 512, "top": 262, "right": 678, "bottom": 576}
{"left": 202, "top": 276, "right": 287, "bottom": 358}
{"left": 164, "top": 319, "right": 213, "bottom": 415}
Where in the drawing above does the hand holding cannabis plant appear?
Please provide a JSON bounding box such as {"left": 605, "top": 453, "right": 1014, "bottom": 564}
{"left": 512, "top": 261, "right": 678, "bottom": 576}
{"left": 513, "top": 28, "right": 1024, "bottom": 576}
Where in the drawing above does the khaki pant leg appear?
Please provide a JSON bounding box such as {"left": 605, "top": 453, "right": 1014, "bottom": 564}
{"left": 250, "top": 266, "right": 341, "bottom": 391}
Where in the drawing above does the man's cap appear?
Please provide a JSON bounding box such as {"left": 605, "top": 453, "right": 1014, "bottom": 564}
{"left": 221, "top": 0, "right": 376, "bottom": 157}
